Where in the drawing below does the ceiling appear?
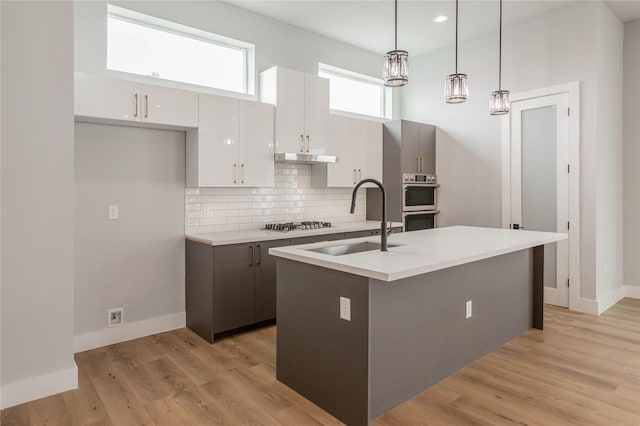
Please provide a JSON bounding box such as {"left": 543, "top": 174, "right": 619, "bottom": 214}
{"left": 228, "top": 0, "right": 640, "bottom": 56}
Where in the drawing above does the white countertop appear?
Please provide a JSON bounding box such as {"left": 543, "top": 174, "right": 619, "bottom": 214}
{"left": 269, "top": 226, "right": 567, "bottom": 282}
{"left": 185, "top": 221, "right": 403, "bottom": 246}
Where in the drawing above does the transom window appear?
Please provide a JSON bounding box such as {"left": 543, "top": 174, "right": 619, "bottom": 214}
{"left": 319, "top": 63, "right": 391, "bottom": 119}
{"left": 107, "top": 5, "right": 253, "bottom": 94}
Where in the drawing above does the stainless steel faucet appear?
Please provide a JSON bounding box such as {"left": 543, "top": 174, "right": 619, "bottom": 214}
{"left": 350, "top": 178, "right": 390, "bottom": 252}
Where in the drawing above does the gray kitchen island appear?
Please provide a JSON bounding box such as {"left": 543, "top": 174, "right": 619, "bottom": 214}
{"left": 269, "top": 226, "right": 566, "bottom": 425}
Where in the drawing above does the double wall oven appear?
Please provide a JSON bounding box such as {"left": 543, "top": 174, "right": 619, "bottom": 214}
{"left": 402, "top": 173, "right": 439, "bottom": 232}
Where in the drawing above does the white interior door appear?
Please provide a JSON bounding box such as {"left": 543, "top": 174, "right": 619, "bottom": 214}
{"left": 510, "top": 94, "right": 570, "bottom": 307}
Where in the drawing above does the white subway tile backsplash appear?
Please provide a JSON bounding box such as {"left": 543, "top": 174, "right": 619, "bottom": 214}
{"left": 185, "top": 163, "right": 366, "bottom": 233}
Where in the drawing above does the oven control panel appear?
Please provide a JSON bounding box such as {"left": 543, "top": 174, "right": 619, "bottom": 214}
{"left": 403, "top": 173, "right": 437, "bottom": 183}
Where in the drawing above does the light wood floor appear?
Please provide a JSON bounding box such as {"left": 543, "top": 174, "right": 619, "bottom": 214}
{"left": 2, "top": 298, "right": 639, "bottom": 425}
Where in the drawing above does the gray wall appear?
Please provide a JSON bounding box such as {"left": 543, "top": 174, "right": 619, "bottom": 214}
{"left": 624, "top": 19, "right": 640, "bottom": 289}
{"left": 74, "top": 123, "right": 186, "bottom": 335}
{"left": 402, "top": 1, "right": 624, "bottom": 303}
{"left": 1, "top": 0, "right": 75, "bottom": 392}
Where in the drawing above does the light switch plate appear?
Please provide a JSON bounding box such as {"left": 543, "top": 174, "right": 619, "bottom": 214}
{"left": 108, "top": 205, "right": 119, "bottom": 220}
{"left": 340, "top": 296, "right": 351, "bottom": 321}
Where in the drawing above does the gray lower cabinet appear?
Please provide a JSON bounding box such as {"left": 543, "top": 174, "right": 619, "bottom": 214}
{"left": 186, "top": 238, "right": 290, "bottom": 343}
{"left": 293, "top": 233, "right": 345, "bottom": 245}
{"left": 212, "top": 243, "right": 255, "bottom": 333}
{"left": 254, "top": 239, "right": 290, "bottom": 323}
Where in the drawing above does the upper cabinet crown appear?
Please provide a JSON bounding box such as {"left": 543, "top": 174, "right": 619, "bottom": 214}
{"left": 74, "top": 72, "right": 199, "bottom": 128}
{"left": 259, "top": 66, "right": 330, "bottom": 155}
{"left": 186, "top": 94, "right": 275, "bottom": 188}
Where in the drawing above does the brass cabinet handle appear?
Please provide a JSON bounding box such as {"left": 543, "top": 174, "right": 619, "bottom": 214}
{"left": 306, "top": 135, "right": 310, "bottom": 153}
{"left": 358, "top": 169, "right": 362, "bottom": 181}
{"left": 353, "top": 168, "right": 357, "bottom": 184}
{"left": 144, "top": 95, "right": 149, "bottom": 118}
{"left": 300, "top": 134, "right": 304, "bottom": 152}
{"left": 416, "top": 157, "right": 420, "bottom": 173}
{"left": 241, "top": 164, "right": 245, "bottom": 184}
{"left": 256, "top": 244, "right": 261, "bottom": 265}
{"left": 233, "top": 163, "right": 237, "bottom": 184}
{"left": 134, "top": 93, "right": 138, "bottom": 118}
{"left": 420, "top": 157, "right": 424, "bottom": 173}
{"left": 249, "top": 245, "right": 254, "bottom": 267}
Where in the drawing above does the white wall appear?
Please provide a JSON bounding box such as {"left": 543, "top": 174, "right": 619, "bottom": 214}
{"left": 595, "top": 7, "right": 625, "bottom": 306}
{"left": 402, "top": 1, "right": 624, "bottom": 306}
{"left": 1, "top": 1, "right": 76, "bottom": 408}
{"left": 624, "top": 19, "right": 640, "bottom": 290}
{"left": 74, "top": 124, "right": 186, "bottom": 341}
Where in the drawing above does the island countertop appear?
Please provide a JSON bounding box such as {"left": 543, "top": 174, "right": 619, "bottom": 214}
{"left": 269, "top": 225, "right": 567, "bottom": 282}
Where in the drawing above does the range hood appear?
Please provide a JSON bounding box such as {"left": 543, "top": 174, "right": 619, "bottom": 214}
{"left": 274, "top": 152, "right": 338, "bottom": 165}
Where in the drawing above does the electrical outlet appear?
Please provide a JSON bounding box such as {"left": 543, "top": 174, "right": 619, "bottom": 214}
{"left": 465, "top": 300, "right": 472, "bottom": 319}
{"left": 108, "top": 205, "right": 119, "bottom": 220}
{"left": 108, "top": 307, "right": 124, "bottom": 327}
{"left": 339, "top": 297, "right": 351, "bottom": 321}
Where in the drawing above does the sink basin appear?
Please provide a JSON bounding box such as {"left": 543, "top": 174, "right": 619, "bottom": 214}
{"left": 306, "top": 241, "right": 402, "bottom": 256}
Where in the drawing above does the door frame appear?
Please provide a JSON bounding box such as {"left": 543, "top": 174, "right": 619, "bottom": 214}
{"left": 501, "top": 81, "right": 581, "bottom": 311}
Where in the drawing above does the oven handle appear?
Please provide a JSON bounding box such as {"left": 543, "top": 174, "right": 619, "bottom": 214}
{"left": 403, "top": 184, "right": 440, "bottom": 188}
{"left": 403, "top": 210, "right": 440, "bottom": 217}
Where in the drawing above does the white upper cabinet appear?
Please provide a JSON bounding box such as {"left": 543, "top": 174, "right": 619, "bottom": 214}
{"left": 312, "top": 115, "right": 383, "bottom": 188}
{"left": 187, "top": 93, "right": 274, "bottom": 188}
{"left": 260, "top": 66, "right": 330, "bottom": 154}
{"left": 74, "top": 72, "right": 198, "bottom": 128}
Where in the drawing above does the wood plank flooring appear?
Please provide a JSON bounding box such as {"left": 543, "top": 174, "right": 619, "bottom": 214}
{"left": 2, "top": 298, "right": 639, "bottom": 425}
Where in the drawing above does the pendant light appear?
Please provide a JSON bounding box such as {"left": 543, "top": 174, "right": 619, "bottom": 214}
{"left": 444, "top": 0, "right": 468, "bottom": 103}
{"left": 383, "top": 0, "right": 408, "bottom": 87}
{"left": 489, "top": 0, "right": 510, "bottom": 115}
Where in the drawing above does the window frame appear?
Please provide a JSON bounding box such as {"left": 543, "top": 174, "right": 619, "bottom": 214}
{"left": 318, "top": 63, "right": 391, "bottom": 119}
{"left": 107, "top": 4, "right": 255, "bottom": 95}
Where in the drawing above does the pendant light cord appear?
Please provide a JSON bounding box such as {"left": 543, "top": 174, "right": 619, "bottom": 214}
{"left": 455, "top": 0, "right": 459, "bottom": 73}
{"left": 498, "top": 0, "right": 503, "bottom": 90}
{"left": 394, "top": 0, "right": 398, "bottom": 51}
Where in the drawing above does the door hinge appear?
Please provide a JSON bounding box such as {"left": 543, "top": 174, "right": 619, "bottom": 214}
{"left": 568, "top": 107, "right": 570, "bottom": 116}
{"left": 567, "top": 221, "right": 570, "bottom": 230}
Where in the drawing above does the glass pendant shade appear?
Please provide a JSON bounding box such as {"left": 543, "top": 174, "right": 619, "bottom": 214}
{"left": 444, "top": 73, "right": 468, "bottom": 103}
{"left": 489, "top": 90, "right": 510, "bottom": 115}
{"left": 384, "top": 50, "right": 409, "bottom": 87}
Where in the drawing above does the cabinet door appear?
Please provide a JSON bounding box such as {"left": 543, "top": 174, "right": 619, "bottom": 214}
{"left": 304, "top": 74, "right": 330, "bottom": 154}
{"left": 74, "top": 72, "right": 139, "bottom": 122}
{"left": 418, "top": 124, "right": 436, "bottom": 174}
{"left": 254, "top": 239, "right": 290, "bottom": 323}
{"left": 326, "top": 115, "right": 358, "bottom": 187}
{"left": 400, "top": 120, "right": 421, "bottom": 173}
{"left": 274, "top": 68, "right": 306, "bottom": 153}
{"left": 239, "top": 100, "right": 275, "bottom": 187}
{"left": 197, "top": 94, "right": 239, "bottom": 187}
{"left": 344, "top": 230, "right": 379, "bottom": 239}
{"left": 141, "top": 84, "right": 198, "bottom": 128}
{"left": 357, "top": 120, "right": 383, "bottom": 182}
{"left": 213, "top": 244, "right": 255, "bottom": 333}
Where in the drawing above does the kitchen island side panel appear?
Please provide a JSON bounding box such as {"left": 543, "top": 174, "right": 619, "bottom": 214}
{"left": 368, "top": 248, "right": 534, "bottom": 420}
{"left": 276, "top": 259, "right": 371, "bottom": 426}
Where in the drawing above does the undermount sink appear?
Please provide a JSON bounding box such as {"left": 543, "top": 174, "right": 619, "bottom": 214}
{"left": 306, "top": 241, "right": 402, "bottom": 256}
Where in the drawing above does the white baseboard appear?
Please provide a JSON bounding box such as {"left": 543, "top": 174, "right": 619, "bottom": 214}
{"left": 544, "top": 287, "right": 569, "bottom": 307}
{"left": 624, "top": 285, "right": 640, "bottom": 299}
{"left": 1, "top": 364, "right": 78, "bottom": 409}
{"left": 597, "top": 285, "right": 626, "bottom": 315}
{"left": 74, "top": 311, "right": 186, "bottom": 353}
{"left": 571, "top": 297, "right": 599, "bottom": 315}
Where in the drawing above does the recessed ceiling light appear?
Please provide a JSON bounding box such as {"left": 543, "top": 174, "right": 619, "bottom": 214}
{"left": 433, "top": 15, "right": 450, "bottom": 23}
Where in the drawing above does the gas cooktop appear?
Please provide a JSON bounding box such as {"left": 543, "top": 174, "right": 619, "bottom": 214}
{"left": 264, "top": 221, "right": 332, "bottom": 232}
